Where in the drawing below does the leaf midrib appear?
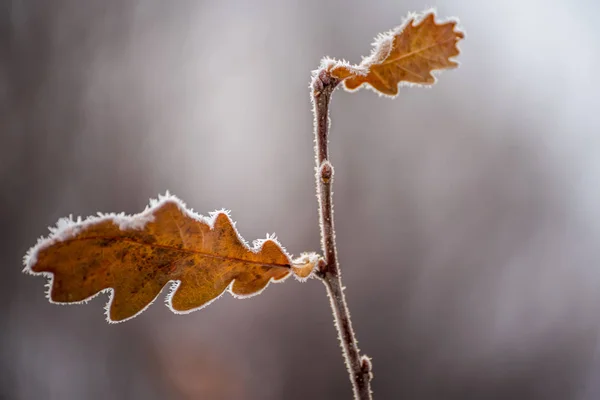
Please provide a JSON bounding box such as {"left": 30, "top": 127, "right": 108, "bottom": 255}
{"left": 56, "top": 236, "right": 292, "bottom": 270}
{"left": 378, "top": 36, "right": 457, "bottom": 67}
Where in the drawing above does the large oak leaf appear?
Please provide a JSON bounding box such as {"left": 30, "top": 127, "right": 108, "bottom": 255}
{"left": 24, "top": 194, "right": 316, "bottom": 322}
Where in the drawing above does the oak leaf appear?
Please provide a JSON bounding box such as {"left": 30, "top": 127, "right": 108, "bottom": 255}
{"left": 23, "top": 193, "right": 317, "bottom": 322}
{"left": 329, "top": 10, "right": 464, "bottom": 96}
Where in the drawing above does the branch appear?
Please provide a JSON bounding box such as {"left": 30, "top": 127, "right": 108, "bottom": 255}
{"left": 311, "top": 68, "right": 373, "bottom": 399}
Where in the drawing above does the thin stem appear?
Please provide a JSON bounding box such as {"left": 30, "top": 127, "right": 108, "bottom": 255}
{"left": 311, "top": 68, "right": 373, "bottom": 399}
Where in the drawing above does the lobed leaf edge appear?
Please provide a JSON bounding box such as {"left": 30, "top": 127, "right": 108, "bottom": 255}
{"left": 23, "top": 192, "right": 304, "bottom": 323}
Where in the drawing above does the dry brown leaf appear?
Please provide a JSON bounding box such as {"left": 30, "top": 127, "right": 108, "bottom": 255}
{"left": 24, "top": 194, "right": 316, "bottom": 322}
{"left": 291, "top": 252, "right": 320, "bottom": 280}
{"left": 329, "top": 10, "right": 464, "bottom": 96}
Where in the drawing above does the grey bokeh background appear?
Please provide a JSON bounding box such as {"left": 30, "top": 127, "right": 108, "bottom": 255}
{"left": 2, "top": 0, "right": 600, "bottom": 399}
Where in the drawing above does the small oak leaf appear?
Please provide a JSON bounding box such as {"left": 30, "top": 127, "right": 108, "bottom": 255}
{"left": 329, "top": 10, "right": 464, "bottom": 96}
{"left": 291, "top": 252, "right": 320, "bottom": 280}
{"left": 23, "top": 193, "right": 315, "bottom": 322}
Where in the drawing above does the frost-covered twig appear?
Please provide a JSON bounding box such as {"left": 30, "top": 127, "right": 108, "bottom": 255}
{"left": 311, "top": 68, "right": 373, "bottom": 400}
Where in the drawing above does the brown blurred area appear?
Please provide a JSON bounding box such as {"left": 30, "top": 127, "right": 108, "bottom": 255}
{"left": 2, "top": 0, "right": 600, "bottom": 399}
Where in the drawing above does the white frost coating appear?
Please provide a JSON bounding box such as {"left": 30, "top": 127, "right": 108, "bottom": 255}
{"left": 312, "top": 57, "right": 336, "bottom": 82}
{"left": 291, "top": 252, "right": 320, "bottom": 282}
{"left": 23, "top": 192, "right": 296, "bottom": 323}
{"left": 340, "top": 8, "right": 464, "bottom": 99}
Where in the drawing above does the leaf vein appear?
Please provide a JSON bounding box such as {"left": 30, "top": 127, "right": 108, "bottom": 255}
{"left": 56, "top": 236, "right": 292, "bottom": 269}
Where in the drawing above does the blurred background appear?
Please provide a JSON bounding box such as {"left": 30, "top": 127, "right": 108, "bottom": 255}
{"left": 2, "top": 0, "right": 600, "bottom": 399}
